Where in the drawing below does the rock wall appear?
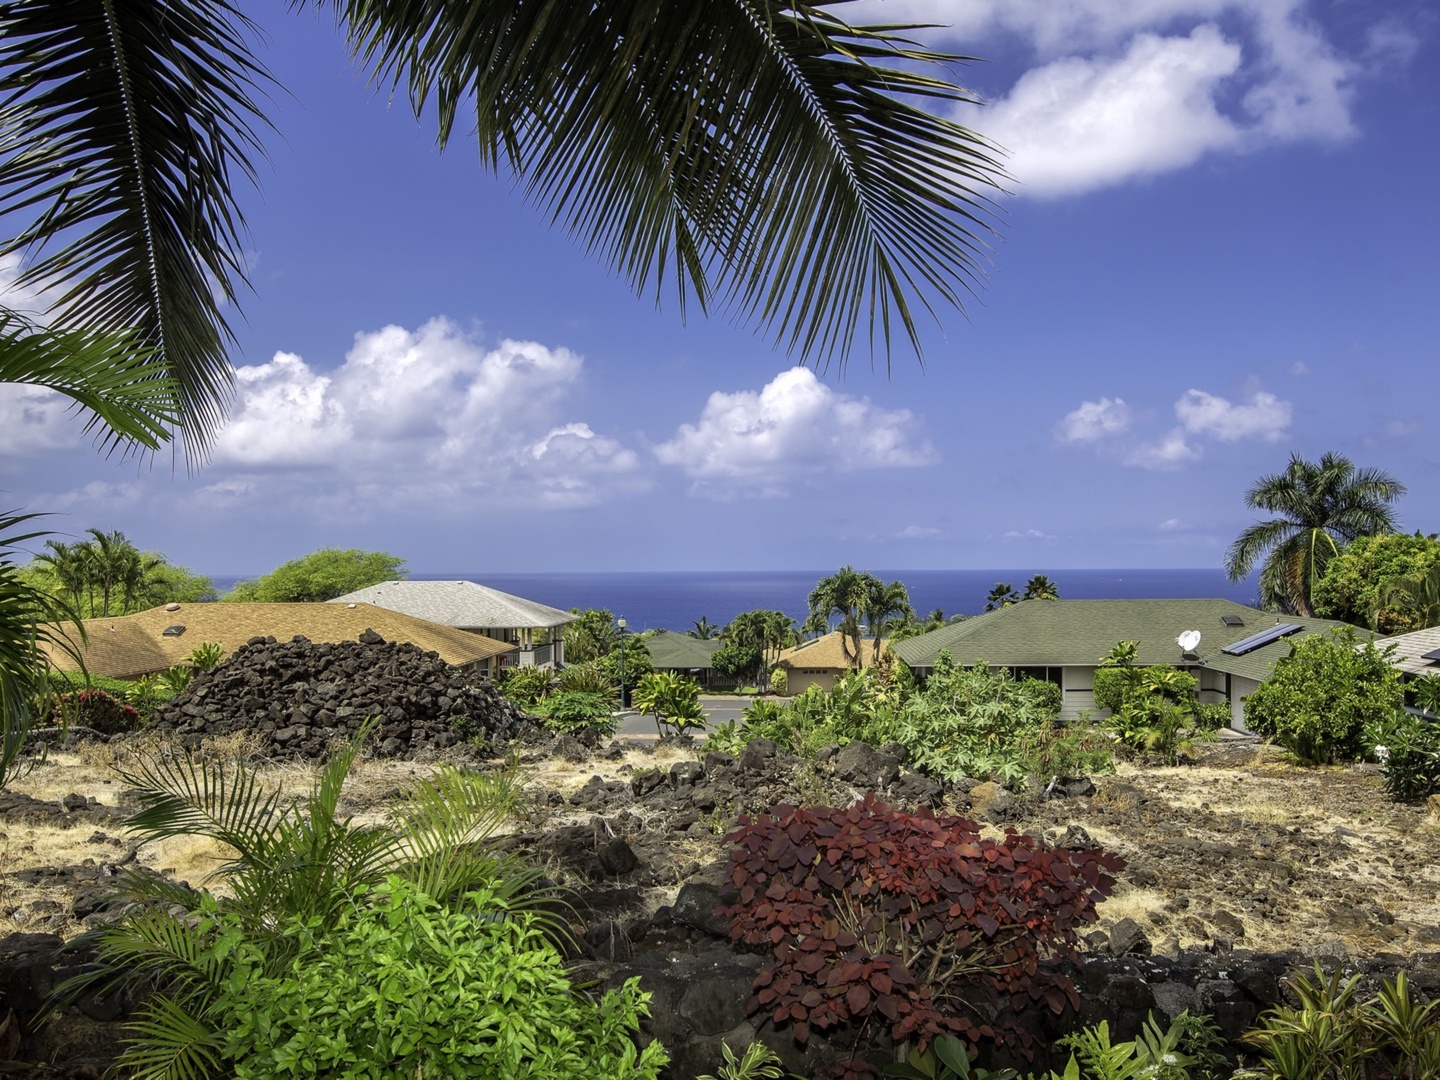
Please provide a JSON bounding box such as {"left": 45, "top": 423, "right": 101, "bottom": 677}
{"left": 150, "top": 633, "right": 532, "bottom": 759}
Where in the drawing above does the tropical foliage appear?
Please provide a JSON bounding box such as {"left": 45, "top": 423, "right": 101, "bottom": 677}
{"left": 563, "top": 608, "right": 620, "bottom": 665}
{"left": 984, "top": 583, "right": 1020, "bottom": 611}
{"left": 72, "top": 725, "right": 571, "bottom": 1079}
{"left": 1244, "top": 627, "right": 1403, "bottom": 765}
{"left": 21, "top": 529, "right": 216, "bottom": 617}
{"left": 807, "top": 568, "right": 910, "bottom": 667}
{"left": 1224, "top": 454, "right": 1406, "bottom": 615}
{"left": 1092, "top": 654, "right": 1226, "bottom": 765}
{"left": 632, "top": 670, "right": 706, "bottom": 736}
{"left": 1377, "top": 562, "right": 1440, "bottom": 633}
{"left": 716, "top": 608, "right": 798, "bottom": 684}
{"left": 225, "top": 548, "right": 405, "bottom": 603}
{"left": 1022, "top": 575, "right": 1061, "bottom": 601}
{"left": 1311, "top": 532, "right": 1440, "bottom": 633}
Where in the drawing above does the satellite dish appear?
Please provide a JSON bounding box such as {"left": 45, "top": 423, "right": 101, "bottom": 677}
{"left": 1176, "top": 630, "right": 1202, "bottom": 652}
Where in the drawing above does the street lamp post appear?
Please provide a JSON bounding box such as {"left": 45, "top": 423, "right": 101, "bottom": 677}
{"left": 617, "top": 616, "right": 628, "bottom": 710}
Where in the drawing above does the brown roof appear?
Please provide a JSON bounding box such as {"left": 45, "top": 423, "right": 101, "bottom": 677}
{"left": 40, "top": 602, "right": 514, "bottom": 679}
{"left": 777, "top": 631, "right": 890, "bottom": 672}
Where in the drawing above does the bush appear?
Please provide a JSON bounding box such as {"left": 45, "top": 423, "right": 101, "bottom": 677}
{"left": 498, "top": 665, "right": 555, "bottom": 707}
{"left": 48, "top": 688, "right": 141, "bottom": 735}
{"left": 533, "top": 690, "right": 618, "bottom": 735}
{"left": 719, "top": 794, "right": 1124, "bottom": 1055}
{"left": 769, "top": 666, "right": 788, "bottom": 695}
{"left": 1244, "top": 628, "right": 1403, "bottom": 764}
{"left": 1365, "top": 711, "right": 1440, "bottom": 802}
{"left": 219, "top": 877, "right": 666, "bottom": 1080}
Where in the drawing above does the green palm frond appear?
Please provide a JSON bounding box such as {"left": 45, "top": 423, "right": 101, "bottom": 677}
{"left": 0, "top": 0, "right": 272, "bottom": 461}
{"left": 116, "top": 991, "right": 225, "bottom": 1080}
{"left": 0, "top": 308, "right": 179, "bottom": 454}
{"left": 327, "top": 0, "right": 1005, "bottom": 364}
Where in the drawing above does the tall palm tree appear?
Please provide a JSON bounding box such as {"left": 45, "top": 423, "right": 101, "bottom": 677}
{"left": 807, "top": 565, "right": 876, "bottom": 667}
{"left": 1225, "top": 453, "right": 1406, "bottom": 615}
{"left": 984, "top": 582, "right": 1019, "bottom": 612}
{"left": 688, "top": 617, "right": 718, "bottom": 640}
{"left": 862, "top": 577, "right": 913, "bottom": 663}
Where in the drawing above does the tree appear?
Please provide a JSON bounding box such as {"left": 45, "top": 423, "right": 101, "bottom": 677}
{"left": 23, "top": 531, "right": 216, "bottom": 617}
{"left": 1244, "top": 627, "right": 1402, "bottom": 764}
{"left": 632, "top": 671, "right": 704, "bottom": 737}
{"left": 984, "top": 582, "right": 1019, "bottom": 611}
{"left": 688, "top": 617, "right": 718, "bottom": 640}
{"left": 1022, "top": 574, "right": 1060, "bottom": 601}
{"left": 1312, "top": 532, "right": 1440, "bottom": 633}
{"left": 562, "top": 609, "right": 619, "bottom": 665}
{"left": 861, "top": 577, "right": 913, "bottom": 660}
{"left": 807, "top": 567, "right": 878, "bottom": 668}
{"left": 225, "top": 548, "right": 405, "bottom": 603}
{"left": 722, "top": 609, "right": 798, "bottom": 677}
{"left": 1224, "top": 453, "right": 1406, "bottom": 616}
{"left": 1378, "top": 564, "right": 1440, "bottom": 632}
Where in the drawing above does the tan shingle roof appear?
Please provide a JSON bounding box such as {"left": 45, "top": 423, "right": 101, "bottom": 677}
{"left": 778, "top": 631, "right": 889, "bottom": 671}
{"left": 40, "top": 603, "right": 514, "bottom": 679}
{"left": 1376, "top": 625, "right": 1440, "bottom": 678}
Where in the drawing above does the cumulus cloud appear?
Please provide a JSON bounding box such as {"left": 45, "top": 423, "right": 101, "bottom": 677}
{"left": 1056, "top": 397, "right": 1131, "bottom": 443}
{"left": 852, "top": 0, "right": 1379, "bottom": 197}
{"left": 208, "top": 318, "right": 642, "bottom": 511}
{"left": 0, "top": 384, "right": 78, "bottom": 456}
{"left": 654, "top": 368, "right": 937, "bottom": 495}
{"left": 1175, "top": 388, "right": 1291, "bottom": 441}
{"left": 1124, "top": 429, "right": 1203, "bottom": 470}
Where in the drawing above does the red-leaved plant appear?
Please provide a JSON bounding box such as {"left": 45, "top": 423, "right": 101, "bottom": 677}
{"left": 718, "top": 794, "right": 1124, "bottom": 1056}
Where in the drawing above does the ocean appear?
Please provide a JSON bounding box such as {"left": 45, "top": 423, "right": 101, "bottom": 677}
{"left": 211, "top": 569, "right": 1262, "bottom": 632}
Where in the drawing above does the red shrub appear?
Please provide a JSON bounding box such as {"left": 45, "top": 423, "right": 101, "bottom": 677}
{"left": 50, "top": 689, "right": 141, "bottom": 735}
{"left": 719, "top": 793, "right": 1124, "bottom": 1055}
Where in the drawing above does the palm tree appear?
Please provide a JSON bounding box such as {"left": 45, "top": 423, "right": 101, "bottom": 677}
{"left": 688, "top": 617, "right": 718, "bottom": 640}
{"left": 1023, "top": 574, "right": 1059, "bottom": 601}
{"left": 862, "top": 578, "right": 913, "bottom": 662}
{"left": 807, "top": 566, "right": 877, "bottom": 667}
{"left": 1377, "top": 564, "right": 1440, "bottom": 631}
{"left": 1225, "top": 453, "right": 1406, "bottom": 615}
{"left": 985, "top": 582, "right": 1019, "bottom": 612}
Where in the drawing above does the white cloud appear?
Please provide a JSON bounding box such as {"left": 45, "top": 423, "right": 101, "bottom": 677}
{"left": 981, "top": 28, "right": 1243, "bottom": 196}
{"left": 1056, "top": 396, "right": 1132, "bottom": 443}
{"left": 654, "top": 368, "right": 937, "bottom": 494}
{"left": 1004, "top": 528, "right": 1058, "bottom": 541}
{"left": 208, "top": 318, "right": 641, "bottom": 511}
{"left": 896, "top": 525, "right": 941, "bottom": 540}
{"left": 1289, "top": 361, "right": 1309, "bottom": 377}
{"left": 1124, "top": 428, "right": 1203, "bottom": 469}
{"left": 1158, "top": 517, "right": 1186, "bottom": 530}
{"left": 852, "top": 0, "right": 1377, "bottom": 197}
{"left": 0, "top": 384, "right": 78, "bottom": 455}
{"left": 1175, "top": 388, "right": 1291, "bottom": 441}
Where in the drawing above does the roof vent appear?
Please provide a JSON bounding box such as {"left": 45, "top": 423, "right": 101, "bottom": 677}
{"left": 162, "top": 624, "right": 186, "bottom": 637}
{"left": 1221, "top": 614, "right": 1244, "bottom": 627}
{"left": 347, "top": 603, "right": 357, "bottom": 608}
{"left": 164, "top": 602, "right": 181, "bottom": 612}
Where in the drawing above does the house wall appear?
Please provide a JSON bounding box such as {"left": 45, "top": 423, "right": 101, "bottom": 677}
{"left": 1060, "top": 665, "right": 1098, "bottom": 723}
{"left": 788, "top": 669, "right": 839, "bottom": 694}
{"left": 1229, "top": 675, "right": 1261, "bottom": 730}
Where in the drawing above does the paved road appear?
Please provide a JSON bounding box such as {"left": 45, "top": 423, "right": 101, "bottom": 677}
{"left": 614, "top": 695, "right": 756, "bottom": 738}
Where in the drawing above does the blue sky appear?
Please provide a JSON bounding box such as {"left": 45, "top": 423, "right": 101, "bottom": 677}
{"left": 3, "top": 0, "right": 1437, "bottom": 576}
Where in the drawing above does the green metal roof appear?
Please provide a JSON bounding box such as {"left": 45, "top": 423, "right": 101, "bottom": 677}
{"left": 889, "top": 599, "right": 1360, "bottom": 683}
{"left": 643, "top": 629, "right": 723, "bottom": 669}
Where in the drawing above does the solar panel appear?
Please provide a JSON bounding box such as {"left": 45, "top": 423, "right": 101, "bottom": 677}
{"left": 1221, "top": 623, "right": 1302, "bottom": 656}
{"left": 1421, "top": 648, "right": 1440, "bottom": 662}
{"left": 1221, "top": 615, "right": 1245, "bottom": 627}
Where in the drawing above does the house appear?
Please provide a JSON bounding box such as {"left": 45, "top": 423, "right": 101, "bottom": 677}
{"left": 40, "top": 602, "right": 515, "bottom": 680}
{"left": 889, "top": 598, "right": 1357, "bottom": 727}
{"left": 776, "top": 631, "right": 890, "bottom": 694}
{"left": 331, "top": 580, "right": 576, "bottom": 669}
{"left": 643, "top": 630, "right": 725, "bottom": 688}
{"left": 1374, "top": 625, "right": 1440, "bottom": 718}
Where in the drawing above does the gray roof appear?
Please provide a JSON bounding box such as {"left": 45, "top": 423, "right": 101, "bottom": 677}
{"left": 890, "top": 598, "right": 1359, "bottom": 683}
{"left": 644, "top": 630, "right": 723, "bottom": 669}
{"left": 331, "top": 580, "right": 577, "bottom": 631}
{"left": 1376, "top": 625, "right": 1440, "bottom": 678}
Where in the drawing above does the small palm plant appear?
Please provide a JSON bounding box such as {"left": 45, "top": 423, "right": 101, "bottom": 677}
{"left": 62, "top": 721, "right": 557, "bottom": 1080}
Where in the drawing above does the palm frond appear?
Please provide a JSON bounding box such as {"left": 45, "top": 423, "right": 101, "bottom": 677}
{"left": 0, "top": 0, "right": 272, "bottom": 461}
{"left": 0, "top": 308, "right": 181, "bottom": 454}
{"left": 115, "top": 991, "right": 225, "bottom": 1080}
{"left": 327, "top": 0, "right": 1005, "bottom": 366}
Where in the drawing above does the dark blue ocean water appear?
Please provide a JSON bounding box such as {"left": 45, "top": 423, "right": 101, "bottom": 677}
{"left": 221, "top": 569, "right": 1256, "bottom": 633}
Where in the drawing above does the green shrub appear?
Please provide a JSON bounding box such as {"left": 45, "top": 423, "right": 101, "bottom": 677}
{"left": 220, "top": 877, "right": 665, "bottom": 1080}
{"left": 1035, "top": 1010, "right": 1228, "bottom": 1080}
{"left": 1365, "top": 711, "right": 1440, "bottom": 802}
{"left": 1242, "top": 964, "right": 1440, "bottom": 1080}
{"left": 533, "top": 690, "right": 619, "bottom": 735}
{"left": 48, "top": 688, "right": 141, "bottom": 735}
{"left": 1019, "top": 677, "right": 1062, "bottom": 718}
{"left": 769, "top": 666, "right": 788, "bottom": 695}
{"left": 498, "top": 665, "right": 555, "bottom": 707}
{"left": 554, "top": 663, "right": 618, "bottom": 700}
{"left": 1244, "top": 628, "right": 1402, "bottom": 764}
